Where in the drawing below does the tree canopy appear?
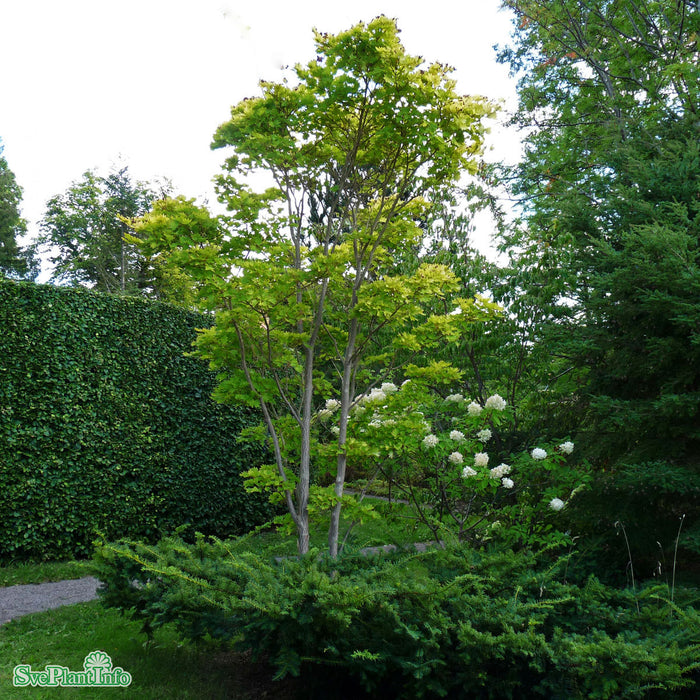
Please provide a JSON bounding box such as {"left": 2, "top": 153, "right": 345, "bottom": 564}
{"left": 497, "top": 0, "right": 700, "bottom": 565}
{"left": 133, "top": 16, "right": 499, "bottom": 556}
{"left": 38, "top": 166, "right": 177, "bottom": 298}
{"left": 0, "top": 141, "right": 38, "bottom": 280}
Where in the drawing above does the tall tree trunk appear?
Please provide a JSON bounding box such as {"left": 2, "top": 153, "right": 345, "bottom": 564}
{"left": 296, "top": 344, "right": 315, "bottom": 556}
{"left": 120, "top": 239, "right": 126, "bottom": 291}
{"left": 328, "top": 317, "right": 359, "bottom": 557}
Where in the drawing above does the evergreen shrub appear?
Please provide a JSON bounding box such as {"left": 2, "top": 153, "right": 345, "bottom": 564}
{"left": 0, "top": 280, "right": 274, "bottom": 560}
{"left": 95, "top": 536, "right": 700, "bottom": 699}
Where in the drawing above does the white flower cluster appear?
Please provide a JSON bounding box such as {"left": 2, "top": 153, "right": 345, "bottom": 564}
{"left": 331, "top": 425, "right": 340, "bottom": 435}
{"left": 489, "top": 463, "right": 510, "bottom": 479}
{"left": 316, "top": 408, "right": 334, "bottom": 420}
{"left": 381, "top": 382, "right": 398, "bottom": 394}
{"left": 446, "top": 393, "right": 464, "bottom": 403}
{"left": 448, "top": 451, "right": 464, "bottom": 465}
{"left": 501, "top": 477, "right": 514, "bottom": 489}
{"left": 462, "top": 466, "right": 477, "bottom": 478}
{"left": 477, "top": 428, "right": 492, "bottom": 443}
{"left": 467, "top": 402, "right": 482, "bottom": 416}
{"left": 558, "top": 441, "right": 574, "bottom": 455}
{"left": 549, "top": 497, "right": 565, "bottom": 511}
{"left": 485, "top": 394, "right": 507, "bottom": 411}
{"left": 363, "top": 388, "right": 387, "bottom": 404}
{"left": 325, "top": 398, "right": 340, "bottom": 411}
{"left": 449, "top": 430, "right": 466, "bottom": 443}
{"left": 474, "top": 452, "right": 489, "bottom": 467}
{"left": 531, "top": 448, "right": 547, "bottom": 461}
{"left": 422, "top": 433, "right": 439, "bottom": 448}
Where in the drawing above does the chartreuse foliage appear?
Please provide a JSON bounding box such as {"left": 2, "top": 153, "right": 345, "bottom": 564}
{"left": 95, "top": 535, "right": 700, "bottom": 698}
{"left": 131, "top": 16, "right": 498, "bottom": 556}
{"left": 0, "top": 280, "right": 273, "bottom": 561}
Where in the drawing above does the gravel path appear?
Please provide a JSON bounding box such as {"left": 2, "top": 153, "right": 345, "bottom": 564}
{"left": 0, "top": 577, "right": 100, "bottom": 625}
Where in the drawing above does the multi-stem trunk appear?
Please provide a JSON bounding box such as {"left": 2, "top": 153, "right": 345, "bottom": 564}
{"left": 296, "top": 343, "right": 315, "bottom": 556}
{"left": 328, "top": 317, "right": 359, "bottom": 558}
{"left": 295, "top": 271, "right": 328, "bottom": 556}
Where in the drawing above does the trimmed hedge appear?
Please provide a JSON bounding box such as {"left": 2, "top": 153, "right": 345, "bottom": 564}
{"left": 0, "top": 280, "right": 274, "bottom": 561}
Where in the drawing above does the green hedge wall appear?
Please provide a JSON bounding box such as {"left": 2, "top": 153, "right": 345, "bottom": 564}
{"left": 0, "top": 280, "right": 274, "bottom": 561}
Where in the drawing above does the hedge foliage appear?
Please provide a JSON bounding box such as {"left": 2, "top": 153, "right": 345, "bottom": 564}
{"left": 0, "top": 280, "right": 274, "bottom": 561}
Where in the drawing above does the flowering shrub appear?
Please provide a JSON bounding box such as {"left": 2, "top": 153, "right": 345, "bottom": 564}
{"left": 422, "top": 434, "right": 439, "bottom": 448}
{"left": 485, "top": 393, "right": 507, "bottom": 411}
{"left": 559, "top": 441, "right": 574, "bottom": 455}
{"left": 307, "top": 374, "right": 589, "bottom": 549}
{"left": 477, "top": 428, "right": 492, "bottom": 442}
{"left": 490, "top": 463, "right": 511, "bottom": 479}
{"left": 474, "top": 451, "right": 490, "bottom": 467}
{"left": 549, "top": 498, "right": 566, "bottom": 512}
{"left": 467, "top": 401, "right": 482, "bottom": 416}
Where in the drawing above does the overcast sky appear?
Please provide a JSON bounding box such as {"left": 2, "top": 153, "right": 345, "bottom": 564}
{"left": 1, "top": 0, "right": 520, "bottom": 276}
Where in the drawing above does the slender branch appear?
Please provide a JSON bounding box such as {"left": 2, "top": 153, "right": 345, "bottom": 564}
{"left": 232, "top": 319, "right": 299, "bottom": 524}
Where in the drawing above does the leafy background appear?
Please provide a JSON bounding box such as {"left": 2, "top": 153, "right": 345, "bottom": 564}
{"left": 0, "top": 280, "right": 274, "bottom": 560}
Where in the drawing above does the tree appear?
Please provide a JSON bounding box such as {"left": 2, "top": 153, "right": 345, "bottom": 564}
{"left": 39, "top": 166, "right": 174, "bottom": 297}
{"left": 134, "top": 16, "right": 497, "bottom": 556}
{"left": 497, "top": 0, "right": 700, "bottom": 571}
{"left": 420, "top": 206, "right": 584, "bottom": 449}
{"left": 0, "top": 141, "right": 38, "bottom": 279}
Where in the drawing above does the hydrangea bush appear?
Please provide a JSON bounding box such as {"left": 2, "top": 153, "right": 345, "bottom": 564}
{"left": 252, "top": 373, "right": 590, "bottom": 550}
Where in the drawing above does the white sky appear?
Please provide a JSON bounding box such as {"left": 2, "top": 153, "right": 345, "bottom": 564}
{"left": 0, "top": 0, "right": 520, "bottom": 277}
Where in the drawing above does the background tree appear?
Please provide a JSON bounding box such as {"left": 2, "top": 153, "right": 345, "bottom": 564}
{"left": 134, "top": 16, "right": 497, "bottom": 557}
{"left": 38, "top": 166, "right": 175, "bottom": 297}
{"left": 497, "top": 0, "right": 700, "bottom": 574}
{"left": 0, "top": 141, "right": 38, "bottom": 280}
{"left": 419, "top": 204, "right": 581, "bottom": 452}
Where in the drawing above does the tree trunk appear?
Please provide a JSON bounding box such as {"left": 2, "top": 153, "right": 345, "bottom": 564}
{"left": 328, "top": 318, "right": 359, "bottom": 557}
{"left": 296, "top": 344, "right": 316, "bottom": 556}
{"left": 120, "top": 239, "right": 126, "bottom": 291}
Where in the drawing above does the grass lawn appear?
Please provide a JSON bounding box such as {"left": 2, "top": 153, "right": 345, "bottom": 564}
{"left": 0, "top": 602, "right": 298, "bottom": 699}
{"left": 0, "top": 560, "right": 95, "bottom": 588}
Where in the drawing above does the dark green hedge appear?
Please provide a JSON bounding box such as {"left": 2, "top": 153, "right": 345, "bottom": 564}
{"left": 0, "top": 280, "right": 274, "bottom": 561}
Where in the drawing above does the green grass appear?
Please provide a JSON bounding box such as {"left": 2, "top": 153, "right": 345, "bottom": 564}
{"left": 0, "top": 602, "right": 298, "bottom": 698}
